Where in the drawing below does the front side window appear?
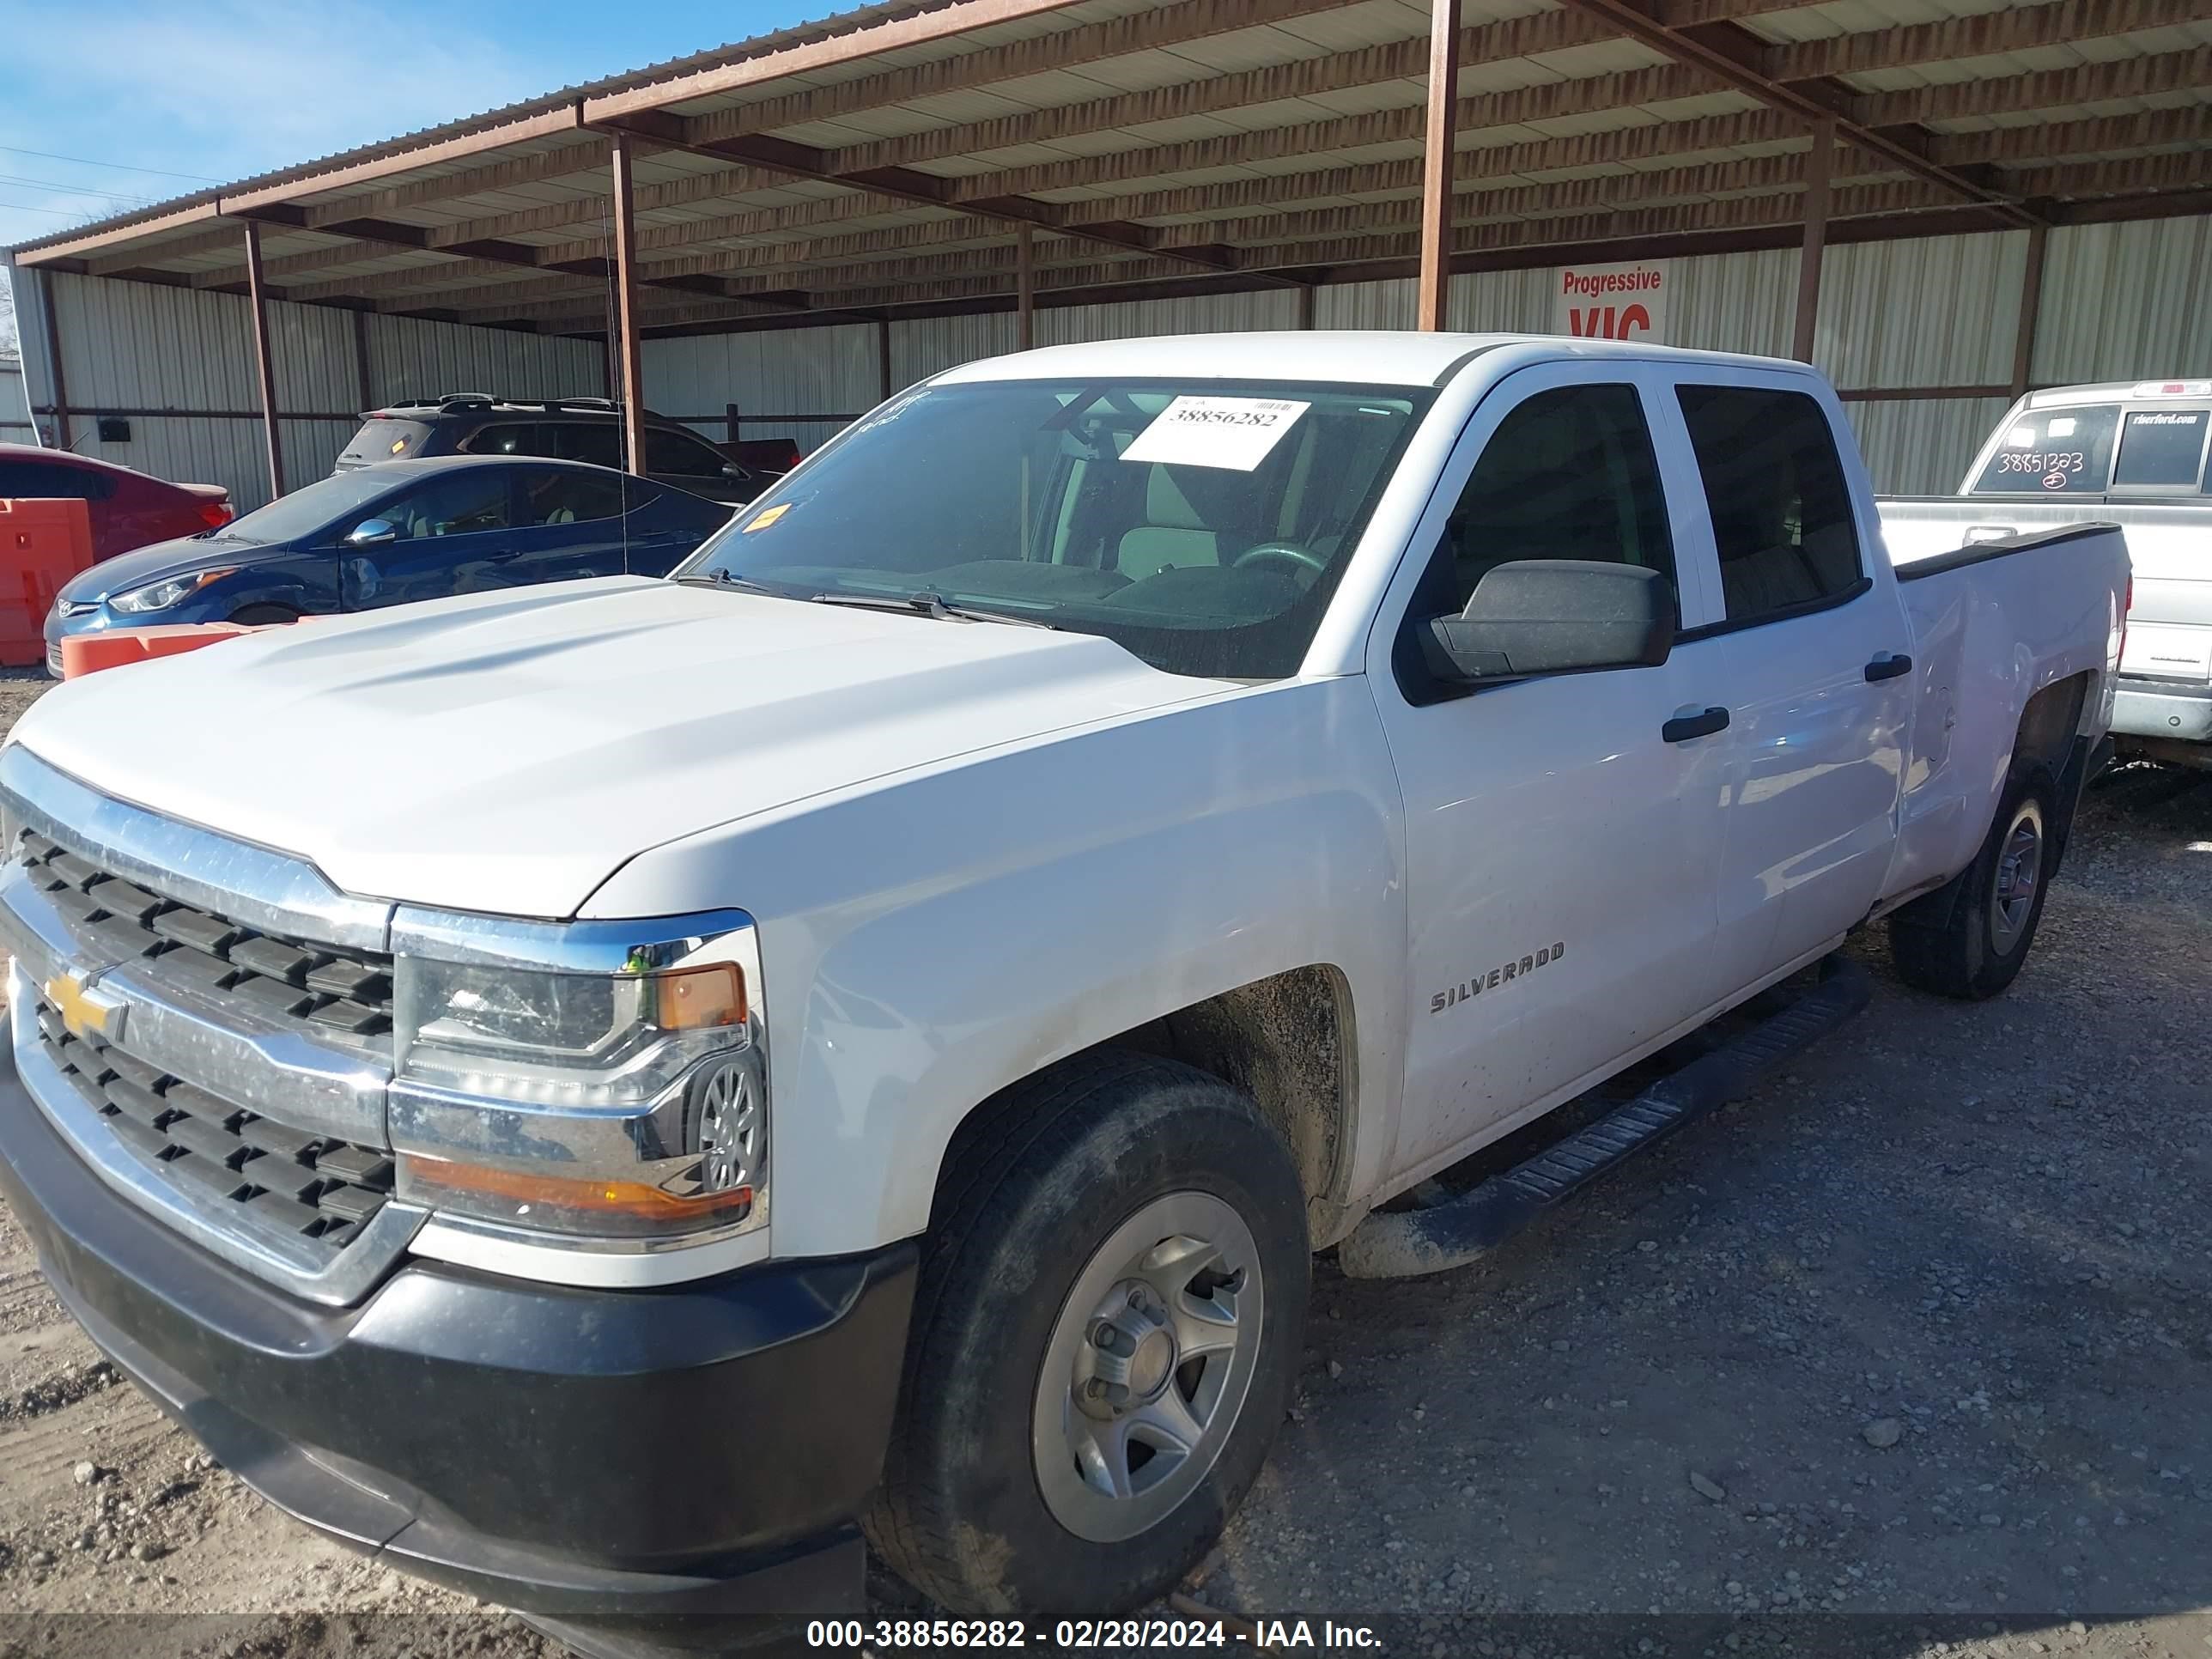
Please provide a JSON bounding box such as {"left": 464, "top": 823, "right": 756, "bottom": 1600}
{"left": 2112, "top": 407, "right": 2211, "bottom": 490}
{"left": 684, "top": 378, "right": 1431, "bottom": 681}
{"left": 369, "top": 472, "right": 511, "bottom": 540}
{"left": 1970, "top": 404, "right": 2121, "bottom": 495}
{"left": 1678, "top": 385, "right": 1861, "bottom": 624}
{"left": 1437, "top": 384, "right": 1674, "bottom": 614}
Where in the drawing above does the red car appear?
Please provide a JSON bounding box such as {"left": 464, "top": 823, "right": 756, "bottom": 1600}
{"left": 0, "top": 444, "right": 233, "bottom": 561}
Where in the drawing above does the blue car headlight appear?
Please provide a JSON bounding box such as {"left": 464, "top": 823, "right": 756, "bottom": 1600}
{"left": 109, "top": 567, "right": 237, "bottom": 614}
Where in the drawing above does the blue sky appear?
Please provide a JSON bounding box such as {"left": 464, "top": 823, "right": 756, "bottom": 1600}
{"left": 0, "top": 0, "right": 837, "bottom": 337}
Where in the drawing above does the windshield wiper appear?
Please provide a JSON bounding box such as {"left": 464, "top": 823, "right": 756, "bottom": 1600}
{"left": 807, "top": 589, "right": 1057, "bottom": 629}
{"left": 674, "top": 570, "right": 790, "bottom": 598}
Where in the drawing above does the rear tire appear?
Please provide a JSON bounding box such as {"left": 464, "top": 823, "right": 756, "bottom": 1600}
{"left": 864, "top": 1051, "right": 1309, "bottom": 1616}
{"left": 1888, "top": 770, "right": 2057, "bottom": 1000}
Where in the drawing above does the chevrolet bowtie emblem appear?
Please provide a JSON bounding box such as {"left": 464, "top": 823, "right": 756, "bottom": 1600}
{"left": 44, "top": 970, "right": 127, "bottom": 1043}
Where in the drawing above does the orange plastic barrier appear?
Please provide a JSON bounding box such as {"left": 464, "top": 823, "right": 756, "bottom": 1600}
{"left": 60, "top": 623, "right": 259, "bottom": 680}
{"left": 0, "top": 498, "right": 97, "bottom": 668}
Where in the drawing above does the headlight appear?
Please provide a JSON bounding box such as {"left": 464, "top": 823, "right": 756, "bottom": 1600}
{"left": 387, "top": 908, "right": 766, "bottom": 1249}
{"left": 109, "top": 568, "right": 236, "bottom": 614}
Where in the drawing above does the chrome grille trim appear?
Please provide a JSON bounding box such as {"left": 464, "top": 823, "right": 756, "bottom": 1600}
{"left": 0, "top": 864, "right": 389, "bottom": 1145}
{"left": 0, "top": 746, "right": 391, "bottom": 953}
{"left": 6, "top": 964, "right": 424, "bottom": 1306}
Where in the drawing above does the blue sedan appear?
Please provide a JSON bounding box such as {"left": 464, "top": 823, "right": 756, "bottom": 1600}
{"left": 46, "top": 455, "right": 733, "bottom": 672}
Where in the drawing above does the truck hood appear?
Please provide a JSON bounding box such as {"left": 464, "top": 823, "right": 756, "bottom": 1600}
{"left": 10, "top": 577, "right": 1227, "bottom": 917}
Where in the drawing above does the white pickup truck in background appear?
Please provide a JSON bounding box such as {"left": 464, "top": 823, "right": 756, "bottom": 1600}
{"left": 1881, "top": 378, "right": 2212, "bottom": 768}
{"left": 0, "top": 333, "right": 2126, "bottom": 1648}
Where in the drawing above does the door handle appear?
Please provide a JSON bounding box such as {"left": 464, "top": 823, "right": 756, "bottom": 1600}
{"left": 1864, "top": 653, "right": 1913, "bottom": 683}
{"left": 1662, "top": 706, "right": 1729, "bottom": 743}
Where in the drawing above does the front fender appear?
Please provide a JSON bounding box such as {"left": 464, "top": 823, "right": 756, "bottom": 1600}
{"left": 195, "top": 557, "right": 340, "bottom": 620}
{"left": 583, "top": 678, "right": 1410, "bottom": 1261}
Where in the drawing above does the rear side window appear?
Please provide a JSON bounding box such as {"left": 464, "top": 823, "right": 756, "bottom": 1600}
{"left": 1677, "top": 385, "right": 1862, "bottom": 624}
{"left": 0, "top": 460, "right": 112, "bottom": 501}
{"left": 2112, "top": 408, "right": 2211, "bottom": 490}
{"left": 1970, "top": 404, "right": 2120, "bottom": 495}
{"left": 462, "top": 422, "right": 550, "bottom": 459}
{"left": 518, "top": 469, "right": 631, "bottom": 526}
{"left": 646, "top": 427, "right": 729, "bottom": 479}
{"left": 339, "top": 419, "right": 433, "bottom": 466}
{"left": 551, "top": 422, "right": 623, "bottom": 470}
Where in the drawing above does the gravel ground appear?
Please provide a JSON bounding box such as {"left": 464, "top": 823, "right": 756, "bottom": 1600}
{"left": 0, "top": 664, "right": 2208, "bottom": 1659}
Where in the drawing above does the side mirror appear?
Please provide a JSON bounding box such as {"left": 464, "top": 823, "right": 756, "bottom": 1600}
{"left": 346, "top": 518, "right": 398, "bottom": 547}
{"left": 722, "top": 464, "right": 751, "bottom": 483}
{"left": 1422, "top": 559, "right": 1674, "bottom": 684}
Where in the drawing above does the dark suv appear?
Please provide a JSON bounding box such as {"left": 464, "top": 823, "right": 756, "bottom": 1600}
{"left": 334, "top": 395, "right": 772, "bottom": 505}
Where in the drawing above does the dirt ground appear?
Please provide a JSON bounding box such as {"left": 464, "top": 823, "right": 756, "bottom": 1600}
{"left": 0, "top": 663, "right": 2209, "bottom": 1659}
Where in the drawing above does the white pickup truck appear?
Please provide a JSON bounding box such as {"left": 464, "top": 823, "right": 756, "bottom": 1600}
{"left": 1881, "top": 378, "right": 2212, "bottom": 768}
{"left": 0, "top": 333, "right": 2125, "bottom": 1647}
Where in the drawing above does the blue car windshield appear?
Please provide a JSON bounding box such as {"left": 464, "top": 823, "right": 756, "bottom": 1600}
{"left": 218, "top": 470, "right": 400, "bottom": 545}
{"left": 680, "top": 379, "right": 1431, "bottom": 681}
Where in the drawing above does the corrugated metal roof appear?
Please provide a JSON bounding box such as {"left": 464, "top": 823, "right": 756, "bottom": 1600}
{"left": 6, "top": 0, "right": 2206, "bottom": 336}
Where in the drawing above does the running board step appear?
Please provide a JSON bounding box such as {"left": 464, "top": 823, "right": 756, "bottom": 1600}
{"left": 1336, "top": 955, "right": 1871, "bottom": 1279}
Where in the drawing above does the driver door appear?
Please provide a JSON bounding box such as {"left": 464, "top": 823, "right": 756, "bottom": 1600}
{"left": 1366, "top": 364, "right": 1732, "bottom": 1179}
{"left": 340, "top": 469, "right": 521, "bottom": 611}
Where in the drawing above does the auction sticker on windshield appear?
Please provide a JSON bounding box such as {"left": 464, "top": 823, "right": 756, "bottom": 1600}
{"left": 1122, "top": 396, "right": 1310, "bottom": 471}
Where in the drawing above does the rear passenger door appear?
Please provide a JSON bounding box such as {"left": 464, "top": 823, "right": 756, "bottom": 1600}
{"left": 1370, "top": 365, "right": 1732, "bottom": 1178}
{"left": 510, "top": 467, "right": 643, "bottom": 586}
{"left": 1661, "top": 376, "right": 1915, "bottom": 988}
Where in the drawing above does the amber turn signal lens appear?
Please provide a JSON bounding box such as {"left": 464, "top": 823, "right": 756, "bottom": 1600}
{"left": 399, "top": 1153, "right": 753, "bottom": 1224}
{"left": 651, "top": 962, "right": 746, "bottom": 1030}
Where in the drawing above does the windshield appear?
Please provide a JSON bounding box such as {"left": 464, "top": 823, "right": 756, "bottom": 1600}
{"left": 680, "top": 378, "right": 1432, "bottom": 679}
{"left": 221, "top": 469, "right": 400, "bottom": 545}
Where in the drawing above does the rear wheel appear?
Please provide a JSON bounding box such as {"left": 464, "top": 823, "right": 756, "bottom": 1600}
{"left": 1889, "top": 771, "right": 2057, "bottom": 1000}
{"left": 865, "top": 1052, "right": 1308, "bottom": 1616}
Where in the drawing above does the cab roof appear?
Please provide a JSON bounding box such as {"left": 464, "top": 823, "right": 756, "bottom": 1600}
{"left": 929, "top": 331, "right": 1830, "bottom": 392}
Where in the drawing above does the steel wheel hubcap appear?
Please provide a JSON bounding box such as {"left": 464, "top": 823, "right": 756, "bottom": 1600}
{"left": 1990, "top": 799, "right": 2044, "bottom": 953}
{"left": 1031, "top": 1192, "right": 1264, "bottom": 1543}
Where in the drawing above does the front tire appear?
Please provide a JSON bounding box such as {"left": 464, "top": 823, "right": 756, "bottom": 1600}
{"left": 864, "top": 1052, "right": 1309, "bottom": 1616}
{"left": 1888, "top": 770, "right": 2057, "bottom": 1000}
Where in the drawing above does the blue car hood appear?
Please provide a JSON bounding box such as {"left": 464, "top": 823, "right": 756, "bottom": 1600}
{"left": 61, "top": 536, "right": 291, "bottom": 605}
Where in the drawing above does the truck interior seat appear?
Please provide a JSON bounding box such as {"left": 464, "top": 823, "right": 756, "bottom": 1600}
{"left": 1116, "top": 467, "right": 1223, "bottom": 580}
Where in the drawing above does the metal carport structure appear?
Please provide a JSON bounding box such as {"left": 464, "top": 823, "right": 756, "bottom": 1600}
{"left": 5, "top": 0, "right": 2208, "bottom": 497}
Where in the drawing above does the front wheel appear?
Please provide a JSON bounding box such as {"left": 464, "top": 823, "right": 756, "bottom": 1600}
{"left": 1888, "top": 771, "right": 2057, "bottom": 1000}
{"left": 864, "top": 1052, "right": 1309, "bottom": 1615}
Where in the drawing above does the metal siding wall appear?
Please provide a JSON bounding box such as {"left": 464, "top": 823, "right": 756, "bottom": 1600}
{"left": 1315, "top": 278, "right": 1416, "bottom": 331}
{"left": 1668, "top": 246, "right": 1796, "bottom": 359}
{"left": 1454, "top": 268, "right": 1550, "bottom": 333}
{"left": 21, "top": 273, "right": 605, "bottom": 510}
{"left": 2033, "top": 215, "right": 2212, "bottom": 386}
{"left": 1844, "top": 396, "right": 2008, "bottom": 497}
{"left": 0, "top": 363, "right": 29, "bottom": 434}
{"left": 364, "top": 313, "right": 605, "bottom": 409}
{"left": 890, "top": 313, "right": 1018, "bottom": 392}
{"left": 1817, "top": 232, "right": 2024, "bottom": 390}
{"left": 641, "top": 324, "right": 876, "bottom": 453}
{"left": 1032, "top": 289, "right": 1299, "bottom": 347}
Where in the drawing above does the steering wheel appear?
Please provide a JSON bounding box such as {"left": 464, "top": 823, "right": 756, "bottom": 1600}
{"left": 1231, "top": 543, "right": 1328, "bottom": 580}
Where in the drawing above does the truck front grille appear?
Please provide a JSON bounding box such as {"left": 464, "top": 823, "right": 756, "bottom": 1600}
{"left": 17, "top": 831, "right": 392, "bottom": 1040}
{"left": 35, "top": 1000, "right": 395, "bottom": 1252}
